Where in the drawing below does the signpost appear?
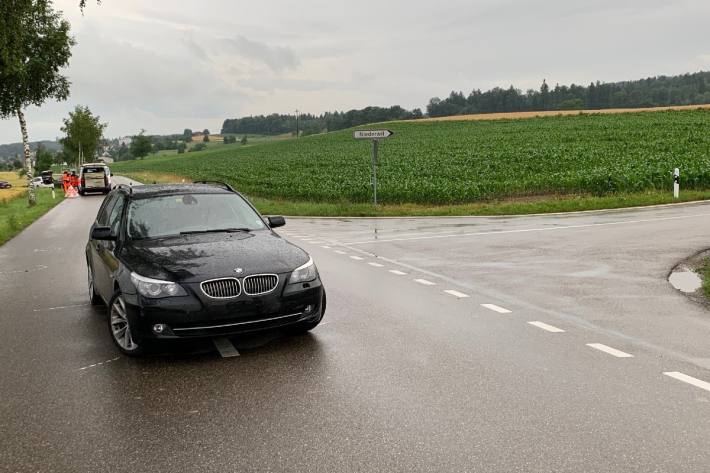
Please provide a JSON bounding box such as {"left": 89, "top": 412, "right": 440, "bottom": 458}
{"left": 353, "top": 130, "right": 394, "bottom": 205}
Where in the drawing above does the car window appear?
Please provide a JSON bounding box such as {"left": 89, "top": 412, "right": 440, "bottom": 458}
{"left": 96, "top": 193, "right": 118, "bottom": 226}
{"left": 107, "top": 195, "right": 125, "bottom": 235}
{"left": 127, "top": 193, "right": 267, "bottom": 239}
{"left": 82, "top": 166, "right": 106, "bottom": 176}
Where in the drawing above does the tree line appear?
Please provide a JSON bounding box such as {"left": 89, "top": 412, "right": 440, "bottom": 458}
{"left": 426, "top": 72, "right": 710, "bottom": 117}
{"left": 221, "top": 106, "right": 424, "bottom": 136}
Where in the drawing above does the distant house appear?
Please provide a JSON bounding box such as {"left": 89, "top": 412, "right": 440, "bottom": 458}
{"left": 99, "top": 156, "right": 114, "bottom": 164}
{"left": 118, "top": 136, "right": 132, "bottom": 147}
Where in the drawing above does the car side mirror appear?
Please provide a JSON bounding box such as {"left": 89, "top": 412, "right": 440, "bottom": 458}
{"left": 268, "top": 216, "right": 286, "bottom": 228}
{"left": 91, "top": 226, "right": 116, "bottom": 241}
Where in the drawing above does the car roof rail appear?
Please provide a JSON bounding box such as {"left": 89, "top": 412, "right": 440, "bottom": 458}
{"left": 193, "top": 180, "right": 236, "bottom": 192}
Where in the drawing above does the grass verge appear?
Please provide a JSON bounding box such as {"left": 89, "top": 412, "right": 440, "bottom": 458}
{"left": 0, "top": 188, "right": 64, "bottom": 246}
{"left": 118, "top": 170, "right": 710, "bottom": 217}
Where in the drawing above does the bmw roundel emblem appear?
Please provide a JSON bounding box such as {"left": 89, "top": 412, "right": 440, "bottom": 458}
{"left": 234, "top": 268, "right": 244, "bottom": 274}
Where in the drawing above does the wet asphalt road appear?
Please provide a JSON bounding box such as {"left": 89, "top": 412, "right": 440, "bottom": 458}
{"left": 2, "top": 186, "right": 710, "bottom": 472}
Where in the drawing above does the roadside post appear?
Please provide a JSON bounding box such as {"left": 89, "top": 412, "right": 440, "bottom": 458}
{"left": 674, "top": 168, "right": 680, "bottom": 199}
{"left": 353, "top": 129, "right": 394, "bottom": 205}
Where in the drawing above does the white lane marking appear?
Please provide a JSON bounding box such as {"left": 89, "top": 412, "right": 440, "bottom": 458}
{"left": 481, "top": 304, "right": 512, "bottom": 314}
{"left": 78, "top": 356, "right": 121, "bottom": 371}
{"left": 350, "top": 256, "right": 364, "bottom": 261}
{"left": 414, "top": 278, "right": 436, "bottom": 286}
{"left": 586, "top": 343, "right": 634, "bottom": 358}
{"left": 444, "top": 289, "right": 470, "bottom": 298}
{"left": 334, "top": 250, "right": 347, "bottom": 255}
{"left": 389, "top": 270, "right": 407, "bottom": 275}
{"left": 342, "top": 212, "right": 710, "bottom": 245}
{"left": 368, "top": 262, "right": 385, "bottom": 268}
{"left": 34, "top": 303, "right": 91, "bottom": 312}
{"left": 528, "top": 321, "right": 565, "bottom": 333}
{"left": 213, "top": 337, "right": 240, "bottom": 358}
{"left": 663, "top": 372, "right": 710, "bottom": 393}
{"left": 321, "top": 246, "right": 332, "bottom": 249}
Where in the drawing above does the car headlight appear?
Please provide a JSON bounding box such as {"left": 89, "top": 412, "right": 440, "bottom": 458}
{"left": 289, "top": 257, "right": 318, "bottom": 284}
{"left": 130, "top": 272, "right": 187, "bottom": 298}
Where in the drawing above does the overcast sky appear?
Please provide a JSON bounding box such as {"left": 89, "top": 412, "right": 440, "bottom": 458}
{"left": 2, "top": 0, "right": 709, "bottom": 143}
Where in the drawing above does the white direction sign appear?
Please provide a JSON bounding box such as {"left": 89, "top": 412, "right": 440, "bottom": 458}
{"left": 353, "top": 129, "right": 394, "bottom": 140}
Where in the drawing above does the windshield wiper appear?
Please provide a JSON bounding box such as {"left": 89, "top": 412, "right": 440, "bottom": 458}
{"left": 180, "top": 228, "right": 252, "bottom": 235}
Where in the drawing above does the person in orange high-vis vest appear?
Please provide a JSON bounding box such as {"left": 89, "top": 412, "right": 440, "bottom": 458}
{"left": 71, "top": 171, "right": 80, "bottom": 191}
{"left": 62, "top": 171, "right": 70, "bottom": 194}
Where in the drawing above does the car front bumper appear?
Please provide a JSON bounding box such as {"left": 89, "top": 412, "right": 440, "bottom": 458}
{"left": 123, "top": 278, "right": 325, "bottom": 339}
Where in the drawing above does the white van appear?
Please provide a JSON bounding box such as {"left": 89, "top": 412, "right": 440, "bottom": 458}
{"left": 79, "top": 163, "right": 112, "bottom": 195}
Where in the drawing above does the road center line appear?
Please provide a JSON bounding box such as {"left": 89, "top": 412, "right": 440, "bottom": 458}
{"left": 213, "top": 337, "right": 240, "bottom": 358}
{"left": 444, "top": 289, "right": 470, "bottom": 298}
{"left": 415, "top": 278, "right": 436, "bottom": 286}
{"left": 368, "top": 262, "right": 385, "bottom": 267}
{"left": 663, "top": 372, "right": 710, "bottom": 393}
{"left": 389, "top": 270, "right": 407, "bottom": 275}
{"left": 342, "top": 212, "right": 710, "bottom": 245}
{"left": 528, "top": 321, "right": 565, "bottom": 333}
{"left": 350, "top": 256, "right": 364, "bottom": 261}
{"left": 321, "top": 246, "right": 332, "bottom": 249}
{"left": 481, "top": 304, "right": 512, "bottom": 314}
{"left": 586, "top": 343, "right": 634, "bottom": 358}
{"left": 334, "top": 250, "right": 347, "bottom": 255}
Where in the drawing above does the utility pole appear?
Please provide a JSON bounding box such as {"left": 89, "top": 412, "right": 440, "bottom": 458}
{"left": 295, "top": 109, "right": 299, "bottom": 138}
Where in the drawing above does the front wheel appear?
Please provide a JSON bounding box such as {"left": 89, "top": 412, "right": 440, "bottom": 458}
{"left": 108, "top": 291, "right": 144, "bottom": 356}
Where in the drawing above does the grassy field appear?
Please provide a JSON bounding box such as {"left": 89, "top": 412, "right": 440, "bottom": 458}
{"left": 114, "top": 109, "right": 710, "bottom": 200}
{"left": 0, "top": 171, "right": 30, "bottom": 203}
{"left": 0, "top": 187, "right": 64, "bottom": 246}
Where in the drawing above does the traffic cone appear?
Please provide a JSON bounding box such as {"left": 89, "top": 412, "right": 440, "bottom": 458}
{"left": 66, "top": 185, "right": 78, "bottom": 198}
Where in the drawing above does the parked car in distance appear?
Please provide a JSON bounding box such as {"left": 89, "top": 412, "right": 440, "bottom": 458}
{"left": 79, "top": 163, "right": 112, "bottom": 195}
{"left": 0, "top": 181, "right": 11, "bottom": 189}
{"left": 30, "top": 177, "right": 54, "bottom": 189}
{"left": 40, "top": 170, "right": 54, "bottom": 185}
{"left": 85, "top": 181, "right": 326, "bottom": 356}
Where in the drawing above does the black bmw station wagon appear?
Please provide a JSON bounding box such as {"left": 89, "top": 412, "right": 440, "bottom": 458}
{"left": 85, "top": 182, "right": 326, "bottom": 356}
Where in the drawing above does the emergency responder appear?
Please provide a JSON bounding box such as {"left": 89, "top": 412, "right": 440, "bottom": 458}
{"left": 62, "top": 171, "right": 70, "bottom": 194}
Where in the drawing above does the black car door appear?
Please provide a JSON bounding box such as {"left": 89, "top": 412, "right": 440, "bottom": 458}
{"left": 95, "top": 194, "right": 127, "bottom": 299}
{"left": 90, "top": 193, "right": 120, "bottom": 299}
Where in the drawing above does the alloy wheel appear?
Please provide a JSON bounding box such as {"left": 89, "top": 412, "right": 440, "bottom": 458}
{"left": 110, "top": 295, "right": 138, "bottom": 351}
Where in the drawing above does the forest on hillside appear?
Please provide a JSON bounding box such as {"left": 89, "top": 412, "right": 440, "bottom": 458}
{"left": 221, "top": 71, "right": 710, "bottom": 135}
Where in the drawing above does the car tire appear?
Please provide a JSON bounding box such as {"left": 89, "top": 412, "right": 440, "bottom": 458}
{"left": 108, "top": 291, "right": 144, "bottom": 356}
{"left": 78, "top": 190, "right": 85, "bottom": 196}
{"left": 88, "top": 266, "right": 102, "bottom": 306}
{"left": 288, "top": 290, "right": 327, "bottom": 335}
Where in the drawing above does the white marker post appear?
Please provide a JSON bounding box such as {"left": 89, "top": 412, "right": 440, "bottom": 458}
{"left": 673, "top": 168, "right": 680, "bottom": 199}
{"left": 353, "top": 130, "right": 394, "bottom": 205}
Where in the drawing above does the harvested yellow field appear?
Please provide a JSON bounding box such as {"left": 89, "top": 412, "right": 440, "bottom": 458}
{"left": 0, "top": 172, "right": 28, "bottom": 204}
{"left": 414, "top": 103, "right": 710, "bottom": 123}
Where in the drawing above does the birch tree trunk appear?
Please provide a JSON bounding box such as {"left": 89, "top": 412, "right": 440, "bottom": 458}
{"left": 17, "top": 109, "right": 36, "bottom": 206}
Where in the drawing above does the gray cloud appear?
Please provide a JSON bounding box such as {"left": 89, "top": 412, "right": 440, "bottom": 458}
{"left": 2, "top": 0, "right": 710, "bottom": 143}
{"left": 222, "top": 36, "right": 300, "bottom": 73}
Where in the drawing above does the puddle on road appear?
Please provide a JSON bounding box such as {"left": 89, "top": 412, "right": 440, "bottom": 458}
{"left": 669, "top": 270, "right": 702, "bottom": 293}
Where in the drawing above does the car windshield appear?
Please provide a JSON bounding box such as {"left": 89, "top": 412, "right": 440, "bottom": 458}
{"left": 127, "top": 193, "right": 267, "bottom": 239}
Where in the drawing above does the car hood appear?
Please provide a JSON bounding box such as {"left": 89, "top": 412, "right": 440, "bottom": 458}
{"left": 120, "top": 231, "right": 309, "bottom": 283}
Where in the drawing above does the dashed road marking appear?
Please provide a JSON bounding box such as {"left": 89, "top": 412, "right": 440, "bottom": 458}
{"left": 414, "top": 278, "right": 436, "bottom": 286}
{"left": 350, "top": 256, "right": 364, "bottom": 261}
{"left": 321, "top": 246, "right": 332, "bottom": 249}
{"left": 586, "top": 343, "right": 634, "bottom": 358}
{"left": 213, "top": 337, "right": 240, "bottom": 358}
{"left": 663, "top": 372, "right": 710, "bottom": 393}
{"left": 334, "top": 250, "right": 348, "bottom": 255}
{"left": 78, "top": 357, "right": 121, "bottom": 371}
{"left": 389, "top": 270, "right": 407, "bottom": 276}
{"left": 528, "top": 321, "right": 565, "bottom": 333}
{"left": 368, "top": 262, "right": 385, "bottom": 268}
{"left": 34, "top": 303, "right": 91, "bottom": 312}
{"left": 444, "top": 289, "right": 469, "bottom": 298}
{"left": 481, "top": 304, "right": 512, "bottom": 314}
